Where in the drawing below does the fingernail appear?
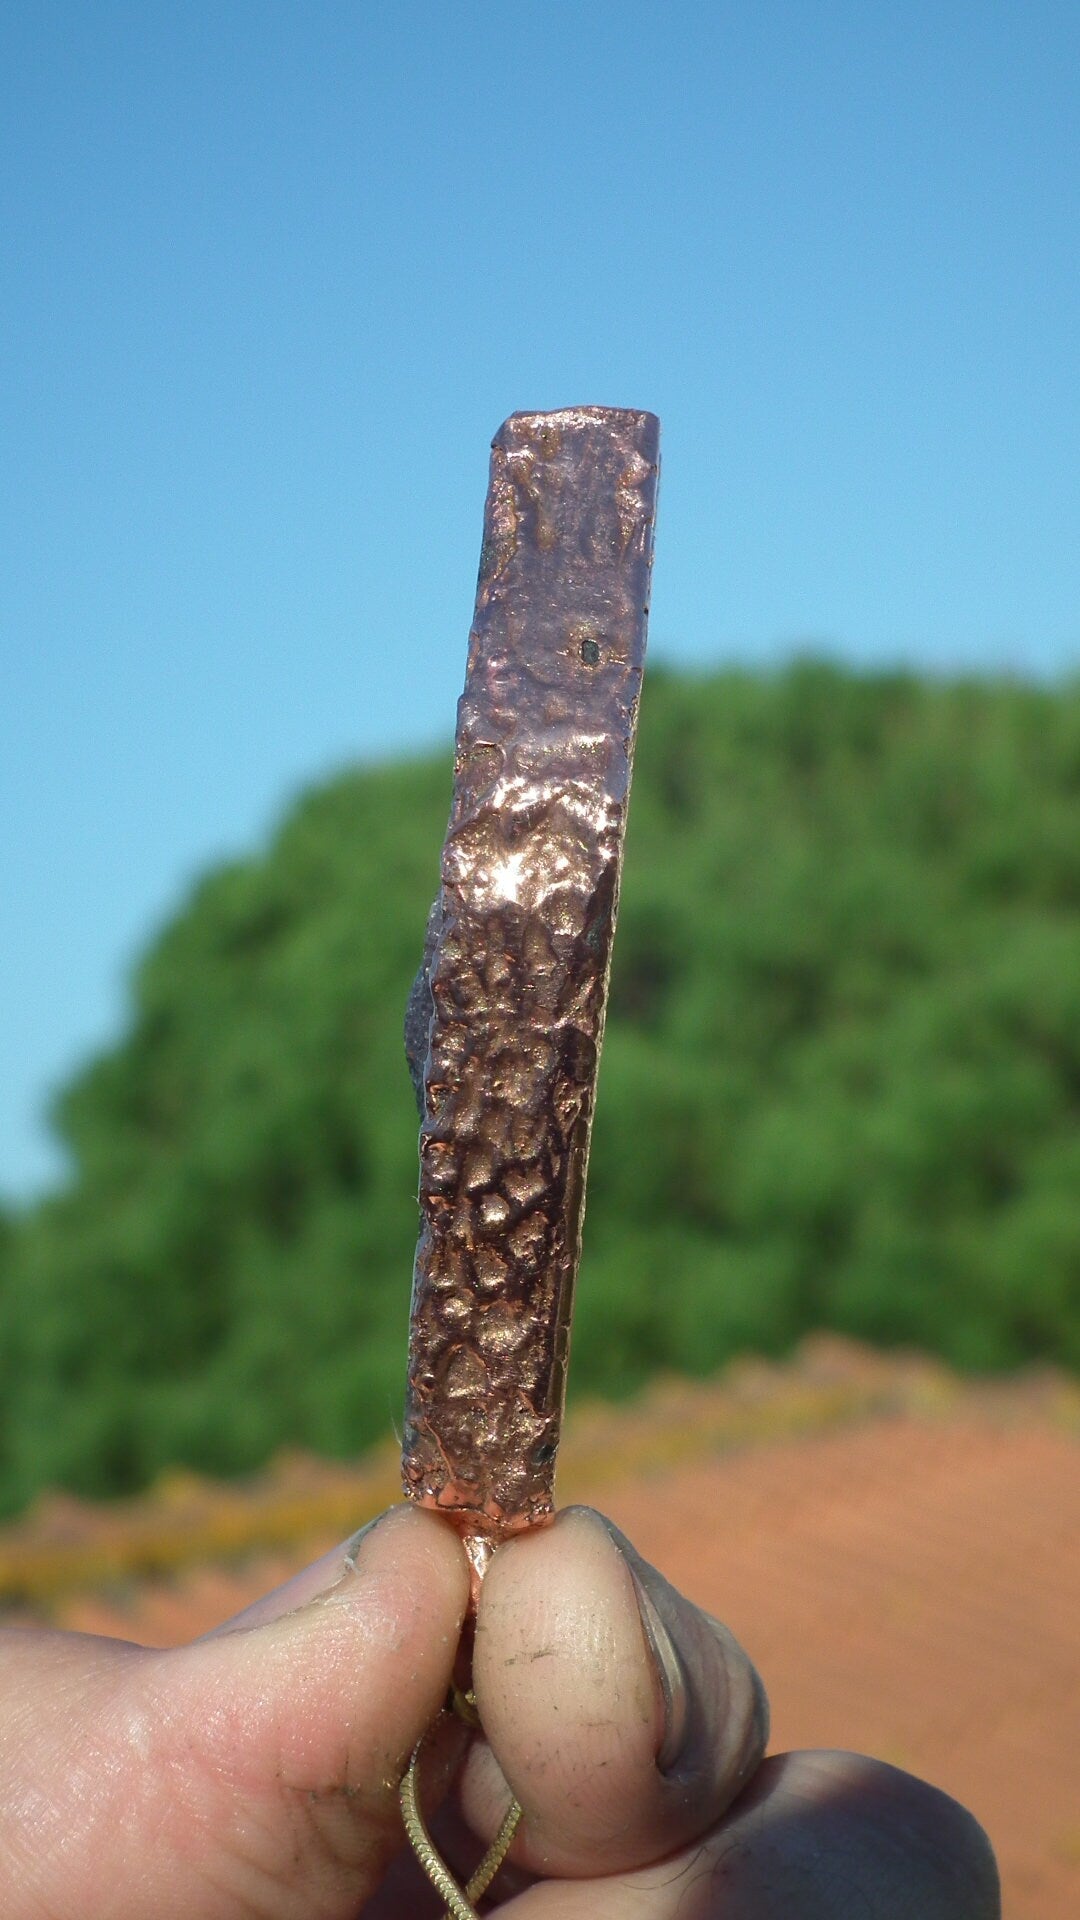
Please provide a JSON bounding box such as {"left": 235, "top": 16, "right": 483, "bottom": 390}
{"left": 627, "top": 1556, "right": 691, "bottom": 1770}
{"left": 624, "top": 1540, "right": 771, "bottom": 1786}
{"left": 342, "top": 1514, "right": 384, "bottom": 1570}
{"left": 202, "top": 1511, "right": 389, "bottom": 1636}
{"left": 586, "top": 1512, "right": 690, "bottom": 1773}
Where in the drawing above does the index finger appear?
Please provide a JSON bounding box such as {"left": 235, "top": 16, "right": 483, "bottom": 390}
{"left": 460, "top": 1505, "right": 769, "bottom": 1879}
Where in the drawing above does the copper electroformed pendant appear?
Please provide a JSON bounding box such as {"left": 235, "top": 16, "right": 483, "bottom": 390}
{"left": 402, "top": 407, "right": 660, "bottom": 1556}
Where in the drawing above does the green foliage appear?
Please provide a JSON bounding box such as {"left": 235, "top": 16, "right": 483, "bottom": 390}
{"left": 3, "top": 661, "right": 1080, "bottom": 1513}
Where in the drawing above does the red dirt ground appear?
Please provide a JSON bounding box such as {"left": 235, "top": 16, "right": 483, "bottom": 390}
{"left": 3, "top": 1337, "right": 1077, "bottom": 1918}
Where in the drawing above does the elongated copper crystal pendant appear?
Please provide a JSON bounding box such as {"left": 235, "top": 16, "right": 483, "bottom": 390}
{"left": 402, "top": 406, "right": 660, "bottom": 1550}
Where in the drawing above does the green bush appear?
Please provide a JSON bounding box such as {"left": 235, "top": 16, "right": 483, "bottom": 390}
{"left": 2, "top": 661, "right": 1079, "bottom": 1513}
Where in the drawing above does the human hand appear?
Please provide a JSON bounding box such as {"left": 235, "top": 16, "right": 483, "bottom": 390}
{"left": 0, "top": 1503, "right": 999, "bottom": 1917}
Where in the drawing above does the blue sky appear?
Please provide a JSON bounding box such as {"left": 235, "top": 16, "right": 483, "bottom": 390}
{"left": 2, "top": 2, "right": 1078, "bottom": 1197}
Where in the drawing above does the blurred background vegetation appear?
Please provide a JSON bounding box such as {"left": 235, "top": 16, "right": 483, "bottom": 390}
{"left": 2, "top": 659, "right": 1079, "bottom": 1519}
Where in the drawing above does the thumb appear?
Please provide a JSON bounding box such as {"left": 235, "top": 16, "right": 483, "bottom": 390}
{"left": 0, "top": 1504, "right": 470, "bottom": 1920}
{"left": 463, "top": 1505, "right": 769, "bottom": 1879}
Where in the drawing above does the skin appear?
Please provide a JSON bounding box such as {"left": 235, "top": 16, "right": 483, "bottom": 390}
{"left": 0, "top": 1503, "right": 1000, "bottom": 1919}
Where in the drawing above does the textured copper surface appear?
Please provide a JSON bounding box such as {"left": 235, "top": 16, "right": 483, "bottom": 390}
{"left": 401, "top": 406, "right": 660, "bottom": 1538}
